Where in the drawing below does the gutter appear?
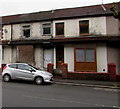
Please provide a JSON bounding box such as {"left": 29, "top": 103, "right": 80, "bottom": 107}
{"left": 8, "top": 36, "right": 120, "bottom": 45}
{"left": 2, "top": 13, "right": 113, "bottom": 25}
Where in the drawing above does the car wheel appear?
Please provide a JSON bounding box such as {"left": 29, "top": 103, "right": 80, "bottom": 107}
{"left": 3, "top": 74, "right": 11, "bottom": 82}
{"left": 35, "top": 77, "right": 43, "bottom": 85}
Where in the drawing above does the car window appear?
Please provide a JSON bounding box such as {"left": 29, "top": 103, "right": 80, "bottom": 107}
{"left": 8, "top": 64, "right": 17, "bottom": 69}
{"left": 28, "top": 64, "right": 39, "bottom": 70}
{"left": 18, "top": 64, "right": 30, "bottom": 71}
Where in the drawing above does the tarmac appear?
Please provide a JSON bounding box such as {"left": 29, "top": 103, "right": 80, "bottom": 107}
{"left": 0, "top": 75, "right": 120, "bottom": 89}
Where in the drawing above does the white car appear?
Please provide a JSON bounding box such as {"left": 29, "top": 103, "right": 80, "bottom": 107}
{"left": 2, "top": 63, "right": 53, "bottom": 85}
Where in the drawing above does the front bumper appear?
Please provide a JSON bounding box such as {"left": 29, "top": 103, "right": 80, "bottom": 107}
{"left": 44, "top": 76, "right": 54, "bottom": 83}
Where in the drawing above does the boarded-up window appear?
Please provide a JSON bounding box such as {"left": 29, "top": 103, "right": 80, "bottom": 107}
{"left": 17, "top": 45, "right": 34, "bottom": 64}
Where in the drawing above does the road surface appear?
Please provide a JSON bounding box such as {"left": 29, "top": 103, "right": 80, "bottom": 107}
{"left": 1, "top": 80, "right": 120, "bottom": 108}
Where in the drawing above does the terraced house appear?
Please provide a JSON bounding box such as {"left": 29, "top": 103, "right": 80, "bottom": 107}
{"left": 0, "top": 2, "right": 120, "bottom": 74}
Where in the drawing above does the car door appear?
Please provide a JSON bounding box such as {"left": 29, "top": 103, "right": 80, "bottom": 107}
{"left": 17, "top": 64, "right": 33, "bottom": 80}
{"left": 8, "top": 64, "right": 19, "bottom": 79}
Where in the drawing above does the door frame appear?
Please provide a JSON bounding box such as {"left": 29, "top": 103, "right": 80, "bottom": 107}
{"left": 56, "top": 45, "right": 64, "bottom": 69}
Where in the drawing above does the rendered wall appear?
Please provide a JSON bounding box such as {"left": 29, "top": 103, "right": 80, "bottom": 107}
{"left": 2, "top": 25, "right": 11, "bottom": 40}
{"left": 107, "top": 46, "right": 119, "bottom": 73}
{"left": 11, "top": 22, "right": 52, "bottom": 40}
{"left": 64, "top": 45, "right": 74, "bottom": 72}
{"left": 106, "top": 16, "right": 119, "bottom": 35}
{"left": 34, "top": 46, "right": 43, "bottom": 69}
{"left": 96, "top": 43, "right": 108, "bottom": 73}
{"left": 53, "top": 17, "right": 107, "bottom": 37}
{"left": 2, "top": 46, "right": 12, "bottom": 64}
{"left": 12, "top": 24, "right": 21, "bottom": 40}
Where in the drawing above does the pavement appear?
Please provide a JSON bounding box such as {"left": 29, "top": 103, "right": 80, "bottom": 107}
{"left": 54, "top": 78, "right": 120, "bottom": 89}
{"left": 0, "top": 75, "right": 120, "bottom": 89}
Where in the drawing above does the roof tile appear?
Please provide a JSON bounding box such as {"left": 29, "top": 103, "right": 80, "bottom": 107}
{"left": 1, "top": 2, "right": 119, "bottom": 24}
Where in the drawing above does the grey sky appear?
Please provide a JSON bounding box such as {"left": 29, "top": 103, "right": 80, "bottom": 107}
{"left": 1, "top": 0, "right": 120, "bottom": 16}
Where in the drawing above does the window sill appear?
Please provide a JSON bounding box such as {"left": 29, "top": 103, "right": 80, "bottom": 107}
{"left": 42, "top": 34, "right": 52, "bottom": 36}
{"left": 80, "top": 34, "right": 89, "bottom": 36}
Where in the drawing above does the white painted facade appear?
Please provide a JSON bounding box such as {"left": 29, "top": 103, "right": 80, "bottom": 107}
{"left": 59, "top": 44, "right": 108, "bottom": 72}
{"left": 64, "top": 45, "right": 74, "bottom": 72}
{"left": 53, "top": 17, "right": 107, "bottom": 37}
{"left": 52, "top": 17, "right": 108, "bottom": 72}
{"left": 96, "top": 43, "right": 108, "bottom": 73}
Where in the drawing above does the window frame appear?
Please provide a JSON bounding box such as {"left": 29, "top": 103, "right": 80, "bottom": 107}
{"left": 75, "top": 44, "right": 96, "bottom": 63}
{"left": 8, "top": 64, "right": 17, "bottom": 69}
{"left": 22, "top": 24, "right": 31, "bottom": 38}
{"left": 79, "top": 20, "right": 89, "bottom": 36}
{"left": 17, "top": 64, "right": 30, "bottom": 71}
{"left": 42, "top": 23, "right": 51, "bottom": 36}
{"left": 55, "top": 22, "right": 64, "bottom": 36}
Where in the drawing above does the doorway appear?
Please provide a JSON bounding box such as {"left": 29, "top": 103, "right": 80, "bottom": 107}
{"left": 56, "top": 46, "right": 64, "bottom": 69}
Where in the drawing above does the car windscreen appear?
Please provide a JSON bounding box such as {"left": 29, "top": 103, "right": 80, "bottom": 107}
{"left": 28, "top": 64, "right": 39, "bottom": 70}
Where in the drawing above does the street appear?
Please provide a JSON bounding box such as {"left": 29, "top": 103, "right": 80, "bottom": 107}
{"left": 1, "top": 80, "right": 120, "bottom": 108}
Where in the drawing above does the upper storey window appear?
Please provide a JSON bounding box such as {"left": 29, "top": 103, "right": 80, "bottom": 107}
{"left": 42, "top": 23, "right": 51, "bottom": 35}
{"left": 79, "top": 20, "right": 89, "bottom": 35}
{"left": 55, "top": 22, "right": 64, "bottom": 36}
{"left": 22, "top": 25, "right": 31, "bottom": 38}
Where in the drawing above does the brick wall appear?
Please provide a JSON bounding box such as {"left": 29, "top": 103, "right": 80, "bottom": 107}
{"left": 67, "top": 72, "right": 109, "bottom": 81}
{"left": 47, "top": 63, "right": 120, "bottom": 82}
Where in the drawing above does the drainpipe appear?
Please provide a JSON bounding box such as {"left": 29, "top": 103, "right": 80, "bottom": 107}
{"left": 11, "top": 24, "right": 13, "bottom": 40}
{"left": 51, "top": 20, "right": 55, "bottom": 69}
{"left": 50, "top": 10, "right": 55, "bottom": 68}
{"left": 11, "top": 24, "right": 13, "bottom": 63}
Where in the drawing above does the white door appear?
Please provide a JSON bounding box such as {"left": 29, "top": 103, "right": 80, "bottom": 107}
{"left": 44, "top": 49, "right": 53, "bottom": 68}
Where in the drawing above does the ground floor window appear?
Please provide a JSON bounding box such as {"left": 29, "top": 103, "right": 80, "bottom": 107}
{"left": 74, "top": 43, "right": 96, "bottom": 72}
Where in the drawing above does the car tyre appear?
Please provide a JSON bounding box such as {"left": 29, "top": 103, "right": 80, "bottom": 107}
{"left": 3, "top": 74, "right": 11, "bottom": 82}
{"left": 35, "top": 77, "right": 43, "bottom": 85}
